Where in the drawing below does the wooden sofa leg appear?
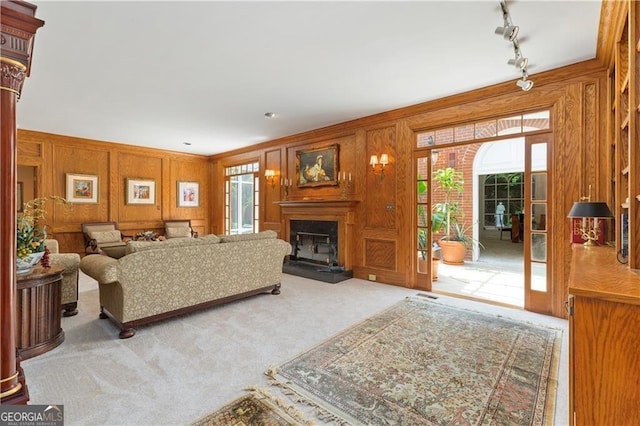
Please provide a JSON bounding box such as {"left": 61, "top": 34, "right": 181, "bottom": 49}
{"left": 62, "top": 302, "right": 78, "bottom": 317}
{"left": 271, "top": 283, "right": 281, "bottom": 295}
{"left": 119, "top": 328, "right": 136, "bottom": 339}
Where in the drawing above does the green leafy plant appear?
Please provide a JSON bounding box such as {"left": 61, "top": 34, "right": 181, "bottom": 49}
{"left": 17, "top": 196, "right": 70, "bottom": 259}
{"left": 432, "top": 167, "right": 464, "bottom": 238}
{"left": 432, "top": 167, "right": 483, "bottom": 250}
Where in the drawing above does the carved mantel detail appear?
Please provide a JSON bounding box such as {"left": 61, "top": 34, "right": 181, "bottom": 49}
{"left": 0, "top": 59, "right": 27, "bottom": 95}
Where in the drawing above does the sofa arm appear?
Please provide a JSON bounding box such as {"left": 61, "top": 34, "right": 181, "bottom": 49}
{"left": 80, "top": 254, "right": 119, "bottom": 284}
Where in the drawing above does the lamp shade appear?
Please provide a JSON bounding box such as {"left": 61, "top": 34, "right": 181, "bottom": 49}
{"left": 567, "top": 202, "right": 613, "bottom": 218}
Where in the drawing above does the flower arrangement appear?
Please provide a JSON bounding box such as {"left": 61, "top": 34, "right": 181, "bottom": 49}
{"left": 17, "top": 196, "right": 70, "bottom": 260}
{"left": 133, "top": 230, "right": 164, "bottom": 241}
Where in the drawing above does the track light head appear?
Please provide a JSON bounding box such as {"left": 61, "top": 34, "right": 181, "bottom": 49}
{"left": 516, "top": 77, "right": 534, "bottom": 91}
{"left": 508, "top": 55, "right": 528, "bottom": 70}
{"left": 495, "top": 24, "right": 519, "bottom": 41}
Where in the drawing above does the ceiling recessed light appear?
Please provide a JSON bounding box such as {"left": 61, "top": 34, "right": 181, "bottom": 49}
{"left": 264, "top": 112, "right": 277, "bottom": 118}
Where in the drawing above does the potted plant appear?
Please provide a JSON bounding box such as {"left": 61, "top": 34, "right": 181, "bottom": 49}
{"left": 17, "top": 196, "right": 70, "bottom": 274}
{"left": 417, "top": 179, "right": 442, "bottom": 280}
{"left": 432, "top": 167, "right": 482, "bottom": 264}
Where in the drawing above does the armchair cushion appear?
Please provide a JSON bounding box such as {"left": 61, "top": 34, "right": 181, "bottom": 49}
{"left": 165, "top": 226, "right": 192, "bottom": 239}
{"left": 89, "top": 230, "right": 122, "bottom": 244}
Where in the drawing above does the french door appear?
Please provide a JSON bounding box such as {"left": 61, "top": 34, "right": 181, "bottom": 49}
{"left": 524, "top": 133, "right": 552, "bottom": 313}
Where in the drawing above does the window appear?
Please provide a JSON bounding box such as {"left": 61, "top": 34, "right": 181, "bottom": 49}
{"left": 482, "top": 173, "right": 524, "bottom": 228}
{"left": 224, "top": 162, "right": 260, "bottom": 235}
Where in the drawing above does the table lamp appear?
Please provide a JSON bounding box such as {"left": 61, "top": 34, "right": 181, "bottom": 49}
{"left": 567, "top": 201, "right": 613, "bottom": 246}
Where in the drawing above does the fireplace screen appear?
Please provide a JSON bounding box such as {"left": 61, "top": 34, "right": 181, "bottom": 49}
{"left": 290, "top": 220, "right": 338, "bottom": 266}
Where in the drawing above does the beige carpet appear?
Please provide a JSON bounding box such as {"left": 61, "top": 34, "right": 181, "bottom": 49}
{"left": 21, "top": 272, "right": 568, "bottom": 425}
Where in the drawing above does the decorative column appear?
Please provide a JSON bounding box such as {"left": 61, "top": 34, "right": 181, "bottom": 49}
{"left": 1, "top": 0, "right": 44, "bottom": 405}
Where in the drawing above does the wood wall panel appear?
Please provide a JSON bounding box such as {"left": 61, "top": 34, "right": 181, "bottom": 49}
{"left": 118, "top": 152, "right": 163, "bottom": 224}
{"left": 264, "top": 148, "right": 282, "bottom": 228}
{"left": 365, "top": 125, "right": 396, "bottom": 230}
{"left": 51, "top": 145, "right": 110, "bottom": 226}
{"left": 166, "top": 157, "right": 210, "bottom": 236}
{"left": 16, "top": 141, "right": 41, "bottom": 159}
{"left": 17, "top": 130, "right": 211, "bottom": 255}
{"left": 364, "top": 238, "right": 396, "bottom": 270}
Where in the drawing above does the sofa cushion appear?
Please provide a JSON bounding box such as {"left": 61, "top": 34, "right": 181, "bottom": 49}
{"left": 89, "top": 230, "right": 122, "bottom": 244}
{"left": 220, "top": 230, "right": 277, "bottom": 243}
{"left": 165, "top": 226, "right": 192, "bottom": 239}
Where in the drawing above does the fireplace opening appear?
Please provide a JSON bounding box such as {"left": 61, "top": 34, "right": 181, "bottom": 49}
{"left": 284, "top": 219, "right": 353, "bottom": 283}
{"left": 289, "top": 220, "right": 338, "bottom": 266}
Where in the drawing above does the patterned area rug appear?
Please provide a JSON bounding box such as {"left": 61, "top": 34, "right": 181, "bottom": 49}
{"left": 190, "top": 387, "right": 313, "bottom": 426}
{"left": 267, "top": 297, "right": 561, "bottom": 425}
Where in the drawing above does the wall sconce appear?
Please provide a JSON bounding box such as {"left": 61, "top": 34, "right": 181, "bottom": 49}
{"left": 264, "top": 169, "right": 276, "bottom": 189}
{"left": 431, "top": 150, "right": 439, "bottom": 166}
{"left": 370, "top": 153, "right": 389, "bottom": 180}
{"left": 568, "top": 201, "right": 613, "bottom": 246}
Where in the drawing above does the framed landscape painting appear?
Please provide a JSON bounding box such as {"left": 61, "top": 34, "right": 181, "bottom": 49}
{"left": 177, "top": 181, "right": 199, "bottom": 207}
{"left": 66, "top": 173, "right": 99, "bottom": 203}
{"left": 126, "top": 178, "right": 155, "bottom": 205}
{"left": 296, "top": 144, "right": 339, "bottom": 187}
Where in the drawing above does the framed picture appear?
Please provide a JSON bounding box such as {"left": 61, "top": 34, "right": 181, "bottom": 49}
{"left": 177, "top": 181, "right": 199, "bottom": 207}
{"left": 17, "top": 181, "right": 23, "bottom": 212}
{"left": 296, "top": 144, "right": 339, "bottom": 187}
{"left": 126, "top": 178, "right": 156, "bottom": 205}
{"left": 66, "top": 173, "right": 99, "bottom": 203}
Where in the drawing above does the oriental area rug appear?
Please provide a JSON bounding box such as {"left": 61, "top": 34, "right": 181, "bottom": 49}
{"left": 266, "top": 297, "right": 561, "bottom": 425}
{"left": 190, "top": 387, "right": 313, "bottom": 426}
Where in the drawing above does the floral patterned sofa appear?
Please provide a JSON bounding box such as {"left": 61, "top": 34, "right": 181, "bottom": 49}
{"left": 79, "top": 231, "right": 291, "bottom": 338}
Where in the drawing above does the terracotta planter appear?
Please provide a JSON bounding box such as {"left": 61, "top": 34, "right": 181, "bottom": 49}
{"left": 439, "top": 240, "right": 467, "bottom": 265}
{"left": 418, "top": 257, "right": 439, "bottom": 281}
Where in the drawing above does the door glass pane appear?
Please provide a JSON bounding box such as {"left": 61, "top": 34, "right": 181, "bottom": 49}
{"left": 530, "top": 262, "right": 547, "bottom": 292}
{"left": 531, "top": 204, "right": 547, "bottom": 231}
{"left": 531, "top": 173, "right": 547, "bottom": 200}
{"left": 531, "top": 142, "right": 547, "bottom": 171}
{"left": 531, "top": 233, "right": 547, "bottom": 262}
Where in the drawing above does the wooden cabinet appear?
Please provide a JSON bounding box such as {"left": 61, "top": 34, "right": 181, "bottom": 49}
{"left": 568, "top": 245, "right": 640, "bottom": 425}
{"left": 16, "top": 265, "right": 65, "bottom": 360}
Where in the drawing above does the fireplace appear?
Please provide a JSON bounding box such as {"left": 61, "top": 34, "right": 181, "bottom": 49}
{"left": 279, "top": 199, "right": 357, "bottom": 283}
{"left": 289, "top": 220, "right": 338, "bottom": 266}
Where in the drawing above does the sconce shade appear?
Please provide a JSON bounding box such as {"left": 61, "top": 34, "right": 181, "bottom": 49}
{"left": 370, "top": 155, "right": 378, "bottom": 166}
{"left": 567, "top": 202, "right": 613, "bottom": 218}
{"left": 265, "top": 169, "right": 275, "bottom": 178}
{"left": 380, "top": 154, "right": 389, "bottom": 165}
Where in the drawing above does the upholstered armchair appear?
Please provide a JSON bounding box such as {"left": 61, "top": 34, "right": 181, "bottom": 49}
{"left": 45, "top": 239, "right": 80, "bottom": 317}
{"left": 82, "top": 222, "right": 130, "bottom": 259}
{"left": 164, "top": 220, "right": 196, "bottom": 239}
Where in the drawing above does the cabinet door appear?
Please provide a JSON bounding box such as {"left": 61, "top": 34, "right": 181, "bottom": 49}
{"left": 572, "top": 296, "right": 640, "bottom": 425}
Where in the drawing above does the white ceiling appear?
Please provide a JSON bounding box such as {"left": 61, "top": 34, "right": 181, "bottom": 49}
{"left": 16, "top": 1, "right": 602, "bottom": 156}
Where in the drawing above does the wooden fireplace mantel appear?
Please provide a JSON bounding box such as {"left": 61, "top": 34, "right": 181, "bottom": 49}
{"left": 278, "top": 199, "right": 359, "bottom": 270}
{"left": 276, "top": 199, "right": 359, "bottom": 208}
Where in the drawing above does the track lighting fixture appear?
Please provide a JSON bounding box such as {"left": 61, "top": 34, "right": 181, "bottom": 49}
{"left": 494, "top": 0, "right": 533, "bottom": 92}
{"left": 516, "top": 72, "right": 534, "bottom": 91}
{"left": 495, "top": 24, "right": 519, "bottom": 41}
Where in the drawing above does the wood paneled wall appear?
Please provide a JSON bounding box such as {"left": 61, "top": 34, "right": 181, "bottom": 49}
{"left": 17, "top": 130, "right": 211, "bottom": 255}
{"left": 17, "top": 59, "right": 611, "bottom": 319}
{"left": 212, "top": 59, "right": 609, "bottom": 319}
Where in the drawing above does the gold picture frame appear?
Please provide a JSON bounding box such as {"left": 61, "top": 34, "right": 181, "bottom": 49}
{"left": 296, "top": 144, "right": 339, "bottom": 187}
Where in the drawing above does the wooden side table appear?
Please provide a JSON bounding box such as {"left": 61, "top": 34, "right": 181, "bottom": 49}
{"left": 16, "top": 265, "right": 65, "bottom": 360}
